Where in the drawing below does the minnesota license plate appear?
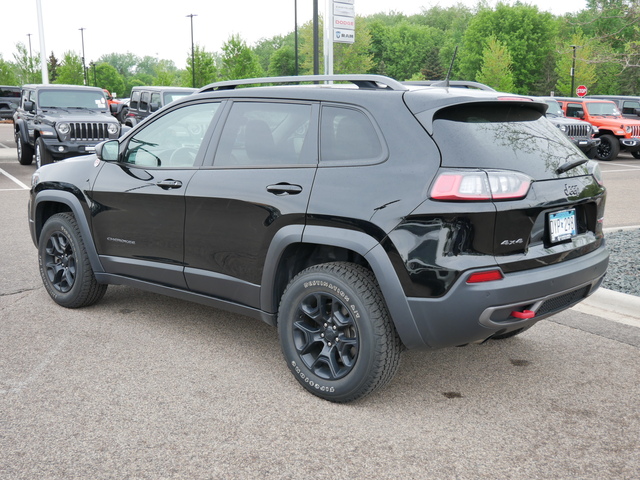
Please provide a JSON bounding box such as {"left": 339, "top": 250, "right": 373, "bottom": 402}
{"left": 549, "top": 209, "right": 577, "bottom": 243}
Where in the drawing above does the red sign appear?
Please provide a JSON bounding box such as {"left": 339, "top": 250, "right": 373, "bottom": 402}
{"left": 576, "top": 85, "right": 588, "bottom": 97}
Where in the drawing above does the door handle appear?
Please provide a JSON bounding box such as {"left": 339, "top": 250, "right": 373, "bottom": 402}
{"left": 266, "top": 183, "right": 303, "bottom": 195}
{"left": 157, "top": 179, "right": 183, "bottom": 189}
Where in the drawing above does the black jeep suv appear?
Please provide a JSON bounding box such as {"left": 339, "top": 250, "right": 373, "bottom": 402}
{"left": 29, "top": 75, "right": 609, "bottom": 402}
{"left": 14, "top": 84, "right": 122, "bottom": 167}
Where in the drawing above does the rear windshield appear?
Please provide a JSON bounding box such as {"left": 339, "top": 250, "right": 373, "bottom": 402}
{"left": 424, "top": 103, "right": 588, "bottom": 179}
{"left": 0, "top": 87, "right": 20, "bottom": 98}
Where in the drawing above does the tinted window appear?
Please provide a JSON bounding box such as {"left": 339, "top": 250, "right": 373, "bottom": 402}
{"left": 139, "top": 92, "right": 150, "bottom": 111}
{"left": 150, "top": 93, "right": 161, "bottom": 106}
{"left": 0, "top": 87, "right": 20, "bottom": 98}
{"left": 622, "top": 100, "right": 640, "bottom": 115}
{"left": 566, "top": 103, "right": 583, "bottom": 118}
{"left": 428, "top": 103, "right": 587, "bottom": 179}
{"left": 214, "top": 102, "right": 314, "bottom": 167}
{"left": 130, "top": 91, "right": 140, "bottom": 109}
{"left": 123, "top": 102, "right": 220, "bottom": 168}
{"left": 320, "top": 106, "right": 383, "bottom": 163}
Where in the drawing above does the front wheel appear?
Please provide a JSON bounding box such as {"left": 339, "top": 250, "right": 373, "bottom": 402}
{"left": 596, "top": 134, "right": 620, "bottom": 161}
{"left": 278, "top": 262, "right": 402, "bottom": 403}
{"left": 35, "top": 137, "right": 53, "bottom": 168}
{"left": 38, "top": 213, "right": 107, "bottom": 308}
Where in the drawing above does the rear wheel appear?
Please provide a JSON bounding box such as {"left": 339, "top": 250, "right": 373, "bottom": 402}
{"left": 596, "top": 134, "right": 620, "bottom": 161}
{"left": 16, "top": 134, "right": 33, "bottom": 165}
{"left": 278, "top": 262, "right": 402, "bottom": 402}
{"left": 38, "top": 213, "right": 107, "bottom": 308}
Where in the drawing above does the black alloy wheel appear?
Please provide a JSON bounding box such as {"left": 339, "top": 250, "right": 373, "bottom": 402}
{"left": 39, "top": 213, "right": 107, "bottom": 308}
{"left": 278, "top": 262, "right": 402, "bottom": 402}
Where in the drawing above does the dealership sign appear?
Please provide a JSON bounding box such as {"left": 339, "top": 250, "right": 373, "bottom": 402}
{"left": 333, "top": 0, "right": 355, "bottom": 44}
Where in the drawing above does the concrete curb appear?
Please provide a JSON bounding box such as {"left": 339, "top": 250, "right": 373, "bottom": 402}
{"left": 572, "top": 288, "right": 640, "bottom": 328}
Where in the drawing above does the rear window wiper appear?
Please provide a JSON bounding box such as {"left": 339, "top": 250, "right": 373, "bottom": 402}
{"left": 556, "top": 158, "right": 588, "bottom": 175}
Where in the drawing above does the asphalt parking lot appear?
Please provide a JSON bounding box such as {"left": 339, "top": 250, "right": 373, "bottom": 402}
{"left": 1, "top": 123, "right": 639, "bottom": 479}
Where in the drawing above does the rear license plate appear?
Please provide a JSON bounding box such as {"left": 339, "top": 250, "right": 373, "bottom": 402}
{"left": 549, "top": 209, "right": 577, "bottom": 243}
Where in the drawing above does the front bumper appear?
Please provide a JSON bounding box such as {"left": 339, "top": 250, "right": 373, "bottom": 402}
{"left": 41, "top": 138, "right": 102, "bottom": 161}
{"left": 404, "top": 244, "right": 609, "bottom": 349}
{"left": 619, "top": 138, "right": 640, "bottom": 152}
{"left": 570, "top": 136, "right": 600, "bottom": 155}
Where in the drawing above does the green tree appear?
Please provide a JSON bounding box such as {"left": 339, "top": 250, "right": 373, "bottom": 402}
{"left": 220, "top": 35, "right": 263, "bottom": 81}
{"left": 0, "top": 56, "right": 19, "bottom": 85}
{"left": 458, "top": 3, "right": 559, "bottom": 94}
{"left": 93, "top": 63, "right": 125, "bottom": 97}
{"left": 554, "top": 34, "right": 598, "bottom": 96}
{"left": 268, "top": 45, "right": 297, "bottom": 76}
{"left": 13, "top": 43, "right": 39, "bottom": 84}
{"left": 154, "top": 60, "right": 180, "bottom": 86}
{"left": 48, "top": 52, "right": 60, "bottom": 83}
{"left": 299, "top": 17, "right": 373, "bottom": 75}
{"left": 98, "top": 53, "right": 139, "bottom": 78}
{"left": 475, "top": 35, "right": 516, "bottom": 92}
{"left": 183, "top": 45, "right": 219, "bottom": 87}
{"left": 54, "top": 51, "right": 84, "bottom": 85}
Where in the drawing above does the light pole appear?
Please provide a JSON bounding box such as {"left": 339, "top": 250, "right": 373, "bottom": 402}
{"left": 313, "top": 0, "right": 319, "bottom": 75}
{"left": 27, "top": 33, "right": 33, "bottom": 82}
{"left": 27, "top": 33, "right": 33, "bottom": 59}
{"left": 294, "top": 0, "right": 299, "bottom": 76}
{"left": 186, "top": 14, "right": 197, "bottom": 88}
{"left": 570, "top": 45, "right": 580, "bottom": 97}
{"left": 79, "top": 27, "right": 87, "bottom": 85}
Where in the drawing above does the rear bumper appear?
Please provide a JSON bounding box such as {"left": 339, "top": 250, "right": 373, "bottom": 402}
{"left": 404, "top": 244, "right": 609, "bottom": 349}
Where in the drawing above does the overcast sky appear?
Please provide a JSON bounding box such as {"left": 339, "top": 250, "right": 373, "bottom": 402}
{"left": 2, "top": 0, "right": 589, "bottom": 70}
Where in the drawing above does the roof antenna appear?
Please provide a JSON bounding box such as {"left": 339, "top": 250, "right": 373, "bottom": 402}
{"left": 443, "top": 46, "right": 458, "bottom": 88}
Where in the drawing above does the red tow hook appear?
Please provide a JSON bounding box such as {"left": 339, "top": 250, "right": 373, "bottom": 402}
{"left": 510, "top": 309, "right": 535, "bottom": 319}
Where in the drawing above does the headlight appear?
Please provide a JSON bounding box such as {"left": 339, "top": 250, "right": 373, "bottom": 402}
{"left": 625, "top": 126, "right": 632, "bottom": 134}
{"left": 559, "top": 125, "right": 567, "bottom": 132}
{"left": 107, "top": 123, "right": 119, "bottom": 135}
{"left": 57, "top": 122, "right": 70, "bottom": 135}
{"left": 592, "top": 126, "right": 599, "bottom": 134}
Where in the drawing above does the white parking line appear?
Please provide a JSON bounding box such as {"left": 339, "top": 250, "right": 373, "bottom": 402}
{"left": 0, "top": 168, "right": 29, "bottom": 190}
{"left": 0, "top": 142, "right": 11, "bottom": 149}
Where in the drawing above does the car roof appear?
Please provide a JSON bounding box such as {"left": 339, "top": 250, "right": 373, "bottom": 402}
{"left": 22, "top": 84, "right": 105, "bottom": 92}
{"left": 131, "top": 86, "right": 197, "bottom": 93}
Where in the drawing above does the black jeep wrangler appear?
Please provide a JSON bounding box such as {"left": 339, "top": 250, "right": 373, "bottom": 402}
{"left": 14, "top": 84, "right": 122, "bottom": 168}
{"left": 29, "top": 75, "right": 609, "bottom": 402}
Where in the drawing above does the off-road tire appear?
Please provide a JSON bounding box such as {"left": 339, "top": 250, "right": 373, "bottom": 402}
{"left": 35, "top": 137, "right": 53, "bottom": 168}
{"left": 278, "top": 262, "right": 402, "bottom": 403}
{"left": 38, "top": 213, "right": 107, "bottom": 308}
{"left": 16, "top": 134, "right": 34, "bottom": 165}
{"left": 596, "top": 134, "right": 620, "bottom": 161}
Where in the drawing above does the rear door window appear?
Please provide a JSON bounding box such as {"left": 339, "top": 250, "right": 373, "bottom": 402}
{"left": 213, "top": 101, "right": 315, "bottom": 167}
{"left": 320, "top": 105, "right": 385, "bottom": 164}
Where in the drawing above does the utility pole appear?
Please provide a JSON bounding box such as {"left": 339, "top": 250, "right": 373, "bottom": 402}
{"left": 187, "top": 14, "right": 197, "bottom": 88}
{"left": 79, "top": 27, "right": 87, "bottom": 85}
{"left": 35, "top": 0, "right": 49, "bottom": 84}
{"left": 313, "top": 0, "right": 319, "bottom": 75}
{"left": 570, "top": 45, "right": 579, "bottom": 96}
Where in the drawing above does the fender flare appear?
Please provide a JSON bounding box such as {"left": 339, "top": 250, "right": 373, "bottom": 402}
{"left": 260, "top": 225, "right": 426, "bottom": 348}
{"left": 14, "top": 119, "right": 31, "bottom": 146}
{"left": 32, "top": 189, "right": 105, "bottom": 275}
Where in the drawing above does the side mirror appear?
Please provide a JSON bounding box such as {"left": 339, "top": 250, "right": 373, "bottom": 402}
{"left": 96, "top": 140, "right": 120, "bottom": 162}
{"left": 634, "top": 108, "right": 640, "bottom": 117}
{"left": 149, "top": 102, "right": 161, "bottom": 112}
{"left": 24, "top": 101, "right": 35, "bottom": 112}
{"left": 575, "top": 110, "right": 584, "bottom": 119}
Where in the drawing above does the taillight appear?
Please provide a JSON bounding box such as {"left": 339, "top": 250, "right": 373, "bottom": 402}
{"left": 466, "top": 269, "right": 504, "bottom": 283}
{"left": 430, "top": 170, "right": 532, "bottom": 201}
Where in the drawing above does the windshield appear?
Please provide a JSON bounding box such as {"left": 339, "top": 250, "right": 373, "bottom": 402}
{"left": 544, "top": 99, "right": 564, "bottom": 117}
{"left": 424, "top": 103, "right": 588, "bottom": 180}
{"left": 585, "top": 102, "right": 621, "bottom": 116}
{"left": 38, "top": 89, "right": 108, "bottom": 110}
{"left": 163, "top": 92, "right": 193, "bottom": 105}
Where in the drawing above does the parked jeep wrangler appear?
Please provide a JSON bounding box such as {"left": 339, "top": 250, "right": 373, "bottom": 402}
{"left": 555, "top": 97, "right": 640, "bottom": 160}
{"left": 29, "top": 75, "right": 608, "bottom": 402}
{"left": 538, "top": 97, "right": 600, "bottom": 158}
{"left": 14, "top": 84, "right": 122, "bottom": 167}
{"left": 123, "top": 86, "right": 196, "bottom": 127}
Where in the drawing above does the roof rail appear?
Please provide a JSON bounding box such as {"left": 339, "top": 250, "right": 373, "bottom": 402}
{"left": 198, "top": 75, "right": 408, "bottom": 93}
